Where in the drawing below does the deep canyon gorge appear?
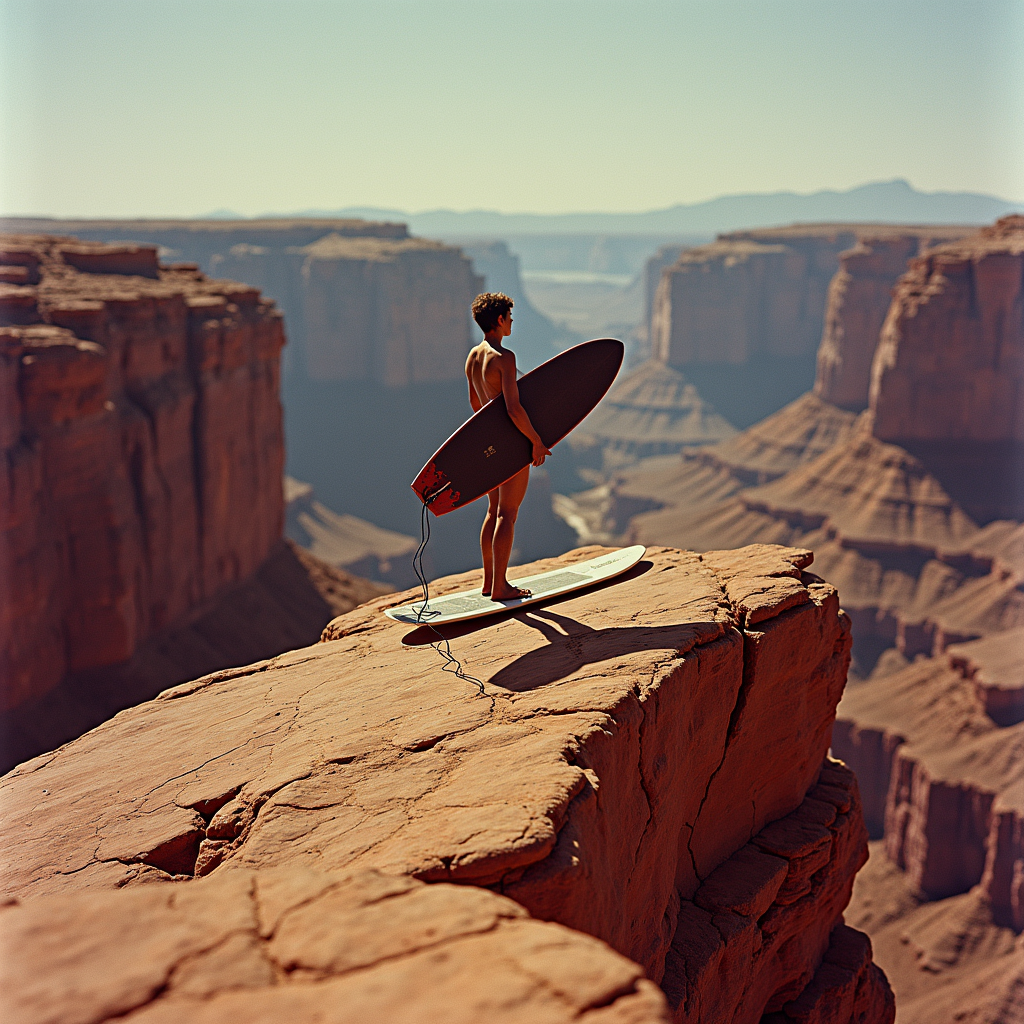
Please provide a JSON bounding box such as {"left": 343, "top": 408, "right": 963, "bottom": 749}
{"left": 2, "top": 213, "right": 1023, "bottom": 1023}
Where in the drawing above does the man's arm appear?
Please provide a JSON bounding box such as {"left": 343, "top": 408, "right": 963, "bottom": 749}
{"left": 500, "top": 351, "right": 552, "bottom": 467}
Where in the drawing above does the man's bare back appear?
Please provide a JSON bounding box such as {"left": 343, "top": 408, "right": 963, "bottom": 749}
{"left": 466, "top": 295, "right": 551, "bottom": 601}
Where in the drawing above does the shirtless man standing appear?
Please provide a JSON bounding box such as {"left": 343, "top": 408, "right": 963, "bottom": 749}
{"left": 466, "top": 292, "right": 551, "bottom": 600}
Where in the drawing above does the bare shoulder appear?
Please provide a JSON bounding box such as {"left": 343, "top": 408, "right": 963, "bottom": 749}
{"left": 495, "top": 346, "right": 516, "bottom": 373}
{"left": 466, "top": 341, "right": 485, "bottom": 370}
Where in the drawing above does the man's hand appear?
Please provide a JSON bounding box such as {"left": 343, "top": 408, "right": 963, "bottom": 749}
{"left": 532, "top": 440, "right": 552, "bottom": 467}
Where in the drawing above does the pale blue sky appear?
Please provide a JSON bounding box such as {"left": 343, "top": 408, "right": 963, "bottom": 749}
{"left": 1, "top": 0, "right": 1021, "bottom": 217}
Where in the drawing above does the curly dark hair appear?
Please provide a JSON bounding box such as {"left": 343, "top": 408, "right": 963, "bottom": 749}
{"left": 471, "top": 292, "right": 514, "bottom": 333}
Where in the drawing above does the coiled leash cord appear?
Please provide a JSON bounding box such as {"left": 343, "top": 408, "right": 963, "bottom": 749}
{"left": 411, "top": 500, "right": 487, "bottom": 696}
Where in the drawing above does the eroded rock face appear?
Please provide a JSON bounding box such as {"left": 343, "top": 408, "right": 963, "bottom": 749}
{"left": 0, "top": 867, "right": 671, "bottom": 1024}
{"left": 832, "top": 650, "right": 1024, "bottom": 927}
{"left": 870, "top": 216, "right": 1024, "bottom": 446}
{"left": 0, "top": 543, "right": 891, "bottom": 1022}
{"left": 1, "top": 218, "right": 483, "bottom": 387}
{"left": 651, "top": 226, "right": 970, "bottom": 371}
{"left": 570, "top": 359, "right": 736, "bottom": 465}
{"left": 651, "top": 235, "right": 846, "bottom": 368}
{"left": 947, "top": 628, "right": 1024, "bottom": 727}
{"left": 814, "top": 236, "right": 923, "bottom": 412}
{"left": 221, "top": 234, "right": 482, "bottom": 386}
{"left": 663, "top": 759, "right": 895, "bottom": 1023}
{"left": 0, "top": 235, "right": 285, "bottom": 709}
{"left": 846, "top": 843, "right": 1024, "bottom": 1023}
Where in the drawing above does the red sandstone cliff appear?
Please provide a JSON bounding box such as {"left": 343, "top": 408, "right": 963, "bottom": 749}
{"left": 1, "top": 218, "right": 484, "bottom": 387}
{"left": 0, "top": 236, "right": 289, "bottom": 708}
{"left": 218, "top": 233, "right": 482, "bottom": 386}
{"left": 0, "top": 236, "right": 393, "bottom": 774}
{"left": 651, "top": 232, "right": 846, "bottom": 368}
{"left": 814, "top": 236, "right": 922, "bottom": 411}
{"left": 834, "top": 637, "right": 1023, "bottom": 918}
{"left": 650, "top": 225, "right": 969, "bottom": 372}
{"left": 871, "top": 216, "right": 1024, "bottom": 447}
{"left": 0, "top": 544, "right": 893, "bottom": 1023}
{"left": 570, "top": 358, "right": 736, "bottom": 466}
{"left": 566, "top": 218, "right": 1024, "bottom": 1021}
{"left": 645, "top": 224, "right": 972, "bottom": 429}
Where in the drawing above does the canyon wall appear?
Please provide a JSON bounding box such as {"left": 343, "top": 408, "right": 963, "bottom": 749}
{"left": 218, "top": 234, "right": 482, "bottom": 386}
{"left": 650, "top": 229, "right": 857, "bottom": 368}
{"left": 813, "top": 236, "right": 922, "bottom": 411}
{"left": 0, "top": 543, "right": 893, "bottom": 1023}
{"left": 1, "top": 236, "right": 286, "bottom": 710}
{"left": 1, "top": 218, "right": 483, "bottom": 387}
{"left": 561, "top": 217, "right": 1024, "bottom": 1020}
{"left": 652, "top": 225, "right": 971, "bottom": 371}
{"left": 871, "top": 216, "right": 1024, "bottom": 445}
{"left": 647, "top": 225, "right": 972, "bottom": 428}
{"left": 832, "top": 632, "right": 1024, "bottom": 932}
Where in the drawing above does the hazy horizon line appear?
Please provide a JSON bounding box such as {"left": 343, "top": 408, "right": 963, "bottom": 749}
{"left": 3, "top": 177, "right": 1022, "bottom": 224}
{"left": 231, "top": 178, "right": 1024, "bottom": 223}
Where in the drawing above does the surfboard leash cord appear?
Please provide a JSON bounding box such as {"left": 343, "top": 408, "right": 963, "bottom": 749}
{"left": 411, "top": 500, "right": 487, "bottom": 697}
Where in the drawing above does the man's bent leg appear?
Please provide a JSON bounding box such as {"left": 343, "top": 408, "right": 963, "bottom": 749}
{"left": 491, "top": 466, "right": 530, "bottom": 601}
{"left": 480, "top": 489, "right": 499, "bottom": 595}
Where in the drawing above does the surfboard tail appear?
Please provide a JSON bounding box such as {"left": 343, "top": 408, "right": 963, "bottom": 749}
{"left": 412, "top": 461, "right": 461, "bottom": 515}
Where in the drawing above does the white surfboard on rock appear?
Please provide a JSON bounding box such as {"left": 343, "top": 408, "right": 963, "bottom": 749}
{"left": 385, "top": 545, "right": 647, "bottom": 626}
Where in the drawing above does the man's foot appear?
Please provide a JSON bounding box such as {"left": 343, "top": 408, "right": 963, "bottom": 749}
{"left": 491, "top": 583, "right": 531, "bottom": 602}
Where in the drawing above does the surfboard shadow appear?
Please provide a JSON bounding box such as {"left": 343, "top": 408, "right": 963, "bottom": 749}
{"left": 400, "top": 559, "right": 655, "bottom": 647}
{"left": 485, "top": 607, "right": 721, "bottom": 692}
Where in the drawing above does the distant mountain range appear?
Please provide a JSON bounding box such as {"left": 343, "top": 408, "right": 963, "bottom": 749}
{"left": 215, "top": 180, "right": 1022, "bottom": 237}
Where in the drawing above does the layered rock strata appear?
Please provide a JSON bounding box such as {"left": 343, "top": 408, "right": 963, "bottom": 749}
{"left": 832, "top": 642, "right": 1024, "bottom": 928}
{"left": 1, "top": 217, "right": 484, "bottom": 387}
{"left": 651, "top": 233, "right": 851, "bottom": 369}
{"left": 619, "top": 419, "right": 1024, "bottom": 672}
{"left": 553, "top": 394, "right": 858, "bottom": 549}
{"left": 647, "top": 224, "right": 972, "bottom": 428}
{"left": 219, "top": 233, "right": 482, "bottom": 385}
{"left": 947, "top": 627, "right": 1024, "bottom": 727}
{"left": 871, "top": 216, "right": 1024, "bottom": 447}
{"left": 285, "top": 476, "right": 421, "bottom": 589}
{"left": 691, "top": 392, "right": 859, "bottom": 486}
{"left": 846, "top": 843, "right": 1024, "bottom": 1024}
{"left": 571, "top": 358, "right": 736, "bottom": 466}
{"left": 814, "top": 236, "right": 923, "bottom": 411}
{"left": 651, "top": 225, "right": 969, "bottom": 371}
{"left": 869, "top": 215, "right": 1024, "bottom": 522}
{"left": 1, "top": 235, "right": 286, "bottom": 709}
{"left": 0, "top": 543, "right": 892, "bottom": 1022}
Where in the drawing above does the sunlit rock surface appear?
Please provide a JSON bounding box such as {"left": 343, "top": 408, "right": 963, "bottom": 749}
{"left": 0, "top": 544, "right": 891, "bottom": 1023}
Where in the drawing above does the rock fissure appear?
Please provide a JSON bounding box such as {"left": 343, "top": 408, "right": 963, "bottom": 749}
{"left": 0, "top": 543, "right": 892, "bottom": 1023}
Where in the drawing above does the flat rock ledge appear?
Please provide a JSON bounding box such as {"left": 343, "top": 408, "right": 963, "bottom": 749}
{"left": 0, "top": 544, "right": 893, "bottom": 1023}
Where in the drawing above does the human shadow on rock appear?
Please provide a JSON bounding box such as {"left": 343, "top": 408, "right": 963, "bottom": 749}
{"left": 484, "top": 608, "right": 722, "bottom": 692}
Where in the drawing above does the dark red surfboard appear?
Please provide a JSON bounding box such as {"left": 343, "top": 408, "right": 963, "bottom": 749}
{"left": 412, "top": 338, "right": 623, "bottom": 515}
